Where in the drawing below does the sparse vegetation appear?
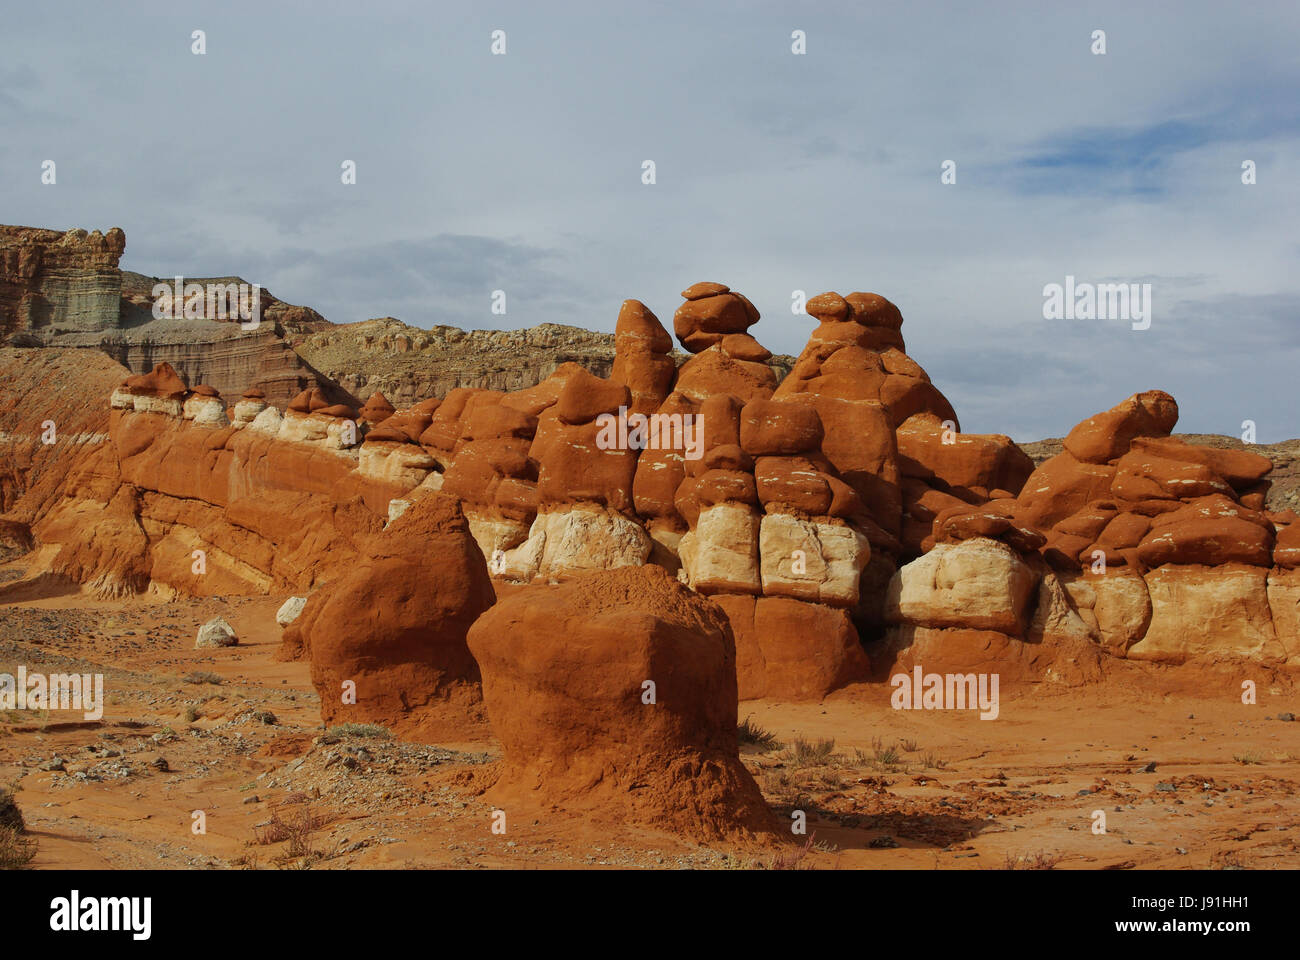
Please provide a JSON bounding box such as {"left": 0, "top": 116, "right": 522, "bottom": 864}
{"left": 253, "top": 803, "right": 338, "bottom": 868}
{"left": 0, "top": 786, "right": 34, "bottom": 869}
{"left": 0, "top": 826, "right": 36, "bottom": 869}
{"left": 782, "top": 737, "right": 835, "bottom": 767}
{"left": 851, "top": 737, "right": 908, "bottom": 772}
{"left": 326, "top": 723, "right": 391, "bottom": 740}
{"left": 737, "top": 715, "right": 781, "bottom": 751}
{"left": 183, "top": 705, "right": 200, "bottom": 722}
{"left": 1003, "top": 850, "right": 1063, "bottom": 870}
{"left": 0, "top": 785, "right": 24, "bottom": 832}
{"left": 1233, "top": 751, "right": 1263, "bottom": 765}
{"left": 870, "top": 737, "right": 901, "bottom": 766}
{"left": 764, "top": 834, "right": 818, "bottom": 870}
{"left": 183, "top": 671, "right": 224, "bottom": 685}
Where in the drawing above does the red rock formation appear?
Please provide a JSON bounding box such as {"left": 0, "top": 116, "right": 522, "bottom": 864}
{"left": 283, "top": 494, "right": 494, "bottom": 740}
{"left": 466, "top": 565, "right": 775, "bottom": 840}
{"left": 714, "top": 594, "right": 870, "bottom": 700}
{"left": 891, "top": 390, "right": 1294, "bottom": 667}
{"left": 12, "top": 269, "right": 1295, "bottom": 715}
{"left": 610, "top": 299, "right": 674, "bottom": 416}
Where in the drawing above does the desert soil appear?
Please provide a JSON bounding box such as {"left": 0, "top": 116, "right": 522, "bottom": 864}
{"left": 2, "top": 554, "right": 1296, "bottom": 870}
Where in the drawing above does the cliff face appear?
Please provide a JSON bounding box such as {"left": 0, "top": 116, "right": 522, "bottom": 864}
{"left": 0, "top": 225, "right": 125, "bottom": 339}
{"left": 0, "top": 347, "right": 128, "bottom": 558}
{"left": 0, "top": 225, "right": 340, "bottom": 408}
{"left": 0, "top": 224, "right": 794, "bottom": 411}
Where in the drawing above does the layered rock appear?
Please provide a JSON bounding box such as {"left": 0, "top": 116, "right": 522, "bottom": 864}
{"left": 893, "top": 391, "right": 1296, "bottom": 667}
{"left": 12, "top": 267, "right": 1295, "bottom": 718}
{"left": 0, "top": 225, "right": 125, "bottom": 339}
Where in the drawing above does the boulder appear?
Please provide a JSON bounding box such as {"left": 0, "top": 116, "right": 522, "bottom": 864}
{"left": 739, "top": 398, "right": 823, "bottom": 456}
{"left": 1129, "top": 564, "right": 1284, "bottom": 663}
{"left": 678, "top": 502, "right": 762, "bottom": 595}
{"left": 673, "top": 288, "right": 758, "bottom": 352}
{"left": 714, "top": 594, "right": 870, "bottom": 701}
{"left": 282, "top": 494, "right": 495, "bottom": 738}
{"left": 466, "top": 566, "right": 775, "bottom": 839}
{"left": 1063, "top": 390, "right": 1179, "bottom": 464}
{"left": 275, "top": 596, "right": 307, "bottom": 627}
{"left": 758, "top": 513, "right": 870, "bottom": 606}
{"left": 195, "top": 617, "right": 238, "bottom": 648}
{"left": 885, "top": 538, "right": 1038, "bottom": 636}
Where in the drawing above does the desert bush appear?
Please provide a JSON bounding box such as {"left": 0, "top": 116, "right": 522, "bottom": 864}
{"left": 0, "top": 785, "right": 23, "bottom": 832}
{"left": 0, "top": 787, "right": 33, "bottom": 869}
{"left": 782, "top": 737, "right": 835, "bottom": 767}
{"left": 765, "top": 834, "right": 817, "bottom": 870}
{"left": 183, "top": 671, "right": 224, "bottom": 685}
{"left": 254, "top": 804, "right": 337, "bottom": 867}
{"left": 326, "top": 723, "right": 391, "bottom": 740}
{"left": 0, "top": 826, "right": 36, "bottom": 869}
{"left": 1003, "top": 850, "right": 1062, "bottom": 870}
{"left": 737, "top": 716, "right": 780, "bottom": 751}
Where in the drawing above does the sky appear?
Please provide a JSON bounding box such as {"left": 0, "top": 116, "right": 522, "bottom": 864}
{"left": 3, "top": 1, "right": 1297, "bottom": 441}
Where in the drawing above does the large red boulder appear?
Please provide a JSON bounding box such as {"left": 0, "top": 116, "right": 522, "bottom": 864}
{"left": 714, "top": 594, "right": 870, "bottom": 701}
{"left": 466, "top": 566, "right": 775, "bottom": 840}
{"left": 672, "top": 283, "right": 760, "bottom": 353}
{"left": 1062, "top": 390, "right": 1179, "bottom": 465}
{"left": 123, "top": 361, "right": 188, "bottom": 398}
{"left": 282, "top": 494, "right": 495, "bottom": 740}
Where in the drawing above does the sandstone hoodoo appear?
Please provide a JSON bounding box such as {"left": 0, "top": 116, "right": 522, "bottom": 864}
{"left": 282, "top": 494, "right": 495, "bottom": 739}
{"left": 466, "top": 565, "right": 775, "bottom": 840}
{"left": 887, "top": 390, "right": 1296, "bottom": 668}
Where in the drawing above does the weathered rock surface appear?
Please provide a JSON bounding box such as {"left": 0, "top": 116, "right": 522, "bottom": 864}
{"left": 195, "top": 617, "right": 238, "bottom": 648}
{"left": 283, "top": 494, "right": 494, "bottom": 739}
{"left": 467, "top": 565, "right": 775, "bottom": 839}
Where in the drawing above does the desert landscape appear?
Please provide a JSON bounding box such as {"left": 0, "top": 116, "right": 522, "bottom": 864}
{"left": 1, "top": 224, "right": 1296, "bottom": 873}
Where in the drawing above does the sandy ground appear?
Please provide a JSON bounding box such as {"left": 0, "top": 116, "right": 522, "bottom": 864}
{"left": 1, "top": 564, "right": 1297, "bottom": 870}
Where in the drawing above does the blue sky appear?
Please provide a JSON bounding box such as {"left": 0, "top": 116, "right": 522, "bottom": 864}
{"left": 3, "top": 1, "right": 1297, "bottom": 440}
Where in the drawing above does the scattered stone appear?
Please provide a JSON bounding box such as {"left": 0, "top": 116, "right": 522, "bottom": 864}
{"left": 195, "top": 617, "right": 238, "bottom": 649}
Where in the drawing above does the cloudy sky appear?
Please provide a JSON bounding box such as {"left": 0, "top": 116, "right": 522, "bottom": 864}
{"left": 3, "top": 1, "right": 1297, "bottom": 440}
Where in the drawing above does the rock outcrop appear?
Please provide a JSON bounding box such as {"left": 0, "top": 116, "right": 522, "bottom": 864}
{"left": 282, "top": 494, "right": 495, "bottom": 739}
{"left": 466, "top": 566, "right": 775, "bottom": 840}
{"left": 8, "top": 272, "right": 1297, "bottom": 734}
{"left": 0, "top": 225, "right": 125, "bottom": 339}
{"left": 886, "top": 391, "right": 1297, "bottom": 668}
